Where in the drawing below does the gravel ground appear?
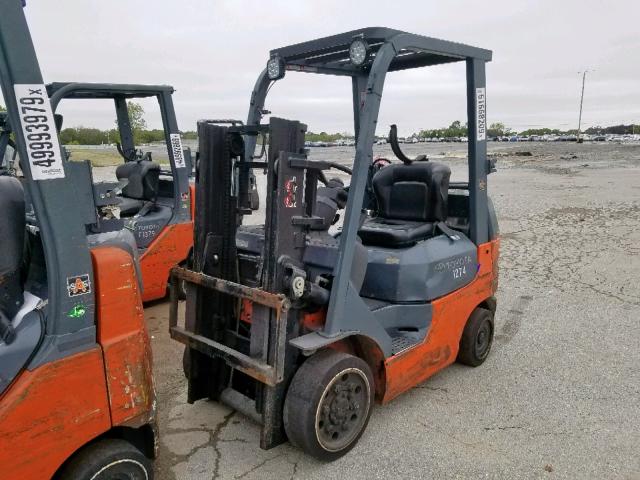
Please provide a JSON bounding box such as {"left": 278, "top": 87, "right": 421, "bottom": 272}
{"left": 134, "top": 142, "right": 640, "bottom": 480}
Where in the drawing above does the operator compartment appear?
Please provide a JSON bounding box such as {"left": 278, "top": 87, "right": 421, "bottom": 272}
{"left": 358, "top": 161, "right": 477, "bottom": 302}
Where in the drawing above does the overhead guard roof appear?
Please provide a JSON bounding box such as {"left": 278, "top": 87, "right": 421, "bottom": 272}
{"left": 270, "top": 27, "right": 492, "bottom": 75}
{"left": 46, "top": 82, "right": 175, "bottom": 99}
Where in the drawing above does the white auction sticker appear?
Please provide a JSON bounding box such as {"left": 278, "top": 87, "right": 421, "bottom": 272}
{"left": 14, "top": 84, "right": 65, "bottom": 180}
{"left": 170, "top": 133, "right": 186, "bottom": 168}
{"left": 476, "top": 87, "right": 486, "bottom": 141}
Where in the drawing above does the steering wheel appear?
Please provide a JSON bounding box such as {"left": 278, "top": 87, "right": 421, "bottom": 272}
{"left": 318, "top": 161, "right": 352, "bottom": 186}
{"left": 116, "top": 143, "right": 152, "bottom": 163}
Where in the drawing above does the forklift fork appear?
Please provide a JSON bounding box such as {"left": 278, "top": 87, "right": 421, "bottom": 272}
{"left": 168, "top": 267, "right": 290, "bottom": 387}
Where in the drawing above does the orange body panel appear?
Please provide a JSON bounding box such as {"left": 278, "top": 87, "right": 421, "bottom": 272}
{"left": 0, "top": 348, "right": 112, "bottom": 480}
{"left": 0, "top": 246, "right": 156, "bottom": 480}
{"left": 204, "top": 240, "right": 499, "bottom": 405}
{"left": 382, "top": 239, "right": 500, "bottom": 402}
{"left": 139, "top": 221, "right": 193, "bottom": 302}
{"left": 92, "top": 247, "right": 155, "bottom": 426}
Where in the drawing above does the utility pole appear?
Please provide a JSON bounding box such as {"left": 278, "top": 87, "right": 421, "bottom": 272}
{"left": 577, "top": 70, "right": 589, "bottom": 143}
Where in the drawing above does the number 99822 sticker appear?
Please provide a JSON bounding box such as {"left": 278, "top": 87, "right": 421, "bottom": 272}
{"left": 13, "top": 84, "right": 65, "bottom": 180}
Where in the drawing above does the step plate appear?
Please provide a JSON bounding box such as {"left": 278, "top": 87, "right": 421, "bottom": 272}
{"left": 391, "top": 335, "right": 420, "bottom": 355}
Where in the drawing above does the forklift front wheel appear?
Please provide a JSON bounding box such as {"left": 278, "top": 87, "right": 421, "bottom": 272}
{"left": 57, "top": 438, "right": 153, "bottom": 480}
{"left": 284, "top": 349, "right": 374, "bottom": 461}
{"left": 457, "top": 307, "right": 494, "bottom": 367}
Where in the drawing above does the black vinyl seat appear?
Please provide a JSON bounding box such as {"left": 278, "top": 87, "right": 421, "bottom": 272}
{"left": 0, "top": 177, "right": 26, "bottom": 319}
{"left": 358, "top": 162, "right": 451, "bottom": 247}
{"left": 115, "top": 160, "right": 160, "bottom": 217}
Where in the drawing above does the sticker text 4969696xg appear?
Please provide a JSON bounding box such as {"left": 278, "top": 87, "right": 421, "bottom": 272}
{"left": 13, "top": 84, "right": 65, "bottom": 180}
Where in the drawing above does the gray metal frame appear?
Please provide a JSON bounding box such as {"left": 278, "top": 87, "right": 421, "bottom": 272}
{"left": 47, "top": 82, "right": 192, "bottom": 224}
{"left": 244, "top": 27, "right": 492, "bottom": 350}
{"left": 0, "top": 0, "right": 97, "bottom": 364}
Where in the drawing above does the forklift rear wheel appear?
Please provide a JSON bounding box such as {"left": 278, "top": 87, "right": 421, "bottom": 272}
{"left": 283, "top": 349, "right": 374, "bottom": 461}
{"left": 57, "top": 438, "right": 153, "bottom": 480}
{"left": 457, "top": 307, "right": 494, "bottom": 367}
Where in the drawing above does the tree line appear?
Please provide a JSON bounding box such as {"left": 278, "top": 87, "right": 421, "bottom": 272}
{"left": 2, "top": 102, "right": 637, "bottom": 142}
{"left": 1, "top": 101, "right": 198, "bottom": 145}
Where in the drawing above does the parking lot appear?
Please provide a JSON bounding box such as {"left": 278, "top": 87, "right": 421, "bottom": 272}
{"left": 138, "top": 142, "right": 640, "bottom": 479}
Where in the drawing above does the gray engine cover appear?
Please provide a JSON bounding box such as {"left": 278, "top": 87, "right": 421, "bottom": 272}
{"left": 361, "top": 233, "right": 477, "bottom": 302}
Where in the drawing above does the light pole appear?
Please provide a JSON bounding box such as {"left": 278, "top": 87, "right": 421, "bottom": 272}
{"left": 577, "top": 70, "right": 590, "bottom": 143}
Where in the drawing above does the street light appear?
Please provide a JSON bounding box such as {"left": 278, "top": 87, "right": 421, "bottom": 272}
{"left": 577, "top": 69, "right": 593, "bottom": 143}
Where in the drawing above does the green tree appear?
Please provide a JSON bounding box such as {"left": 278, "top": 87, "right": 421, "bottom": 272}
{"left": 115, "top": 101, "right": 147, "bottom": 144}
{"left": 129, "top": 102, "right": 146, "bottom": 145}
{"left": 60, "top": 126, "right": 110, "bottom": 145}
{"left": 0, "top": 104, "right": 6, "bottom": 112}
{"left": 487, "top": 122, "right": 511, "bottom": 137}
{"left": 518, "top": 127, "right": 562, "bottom": 136}
{"left": 305, "top": 131, "right": 346, "bottom": 142}
{"left": 127, "top": 102, "right": 146, "bottom": 131}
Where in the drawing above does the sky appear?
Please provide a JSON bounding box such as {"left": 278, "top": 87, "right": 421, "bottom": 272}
{"left": 2, "top": 0, "right": 639, "bottom": 135}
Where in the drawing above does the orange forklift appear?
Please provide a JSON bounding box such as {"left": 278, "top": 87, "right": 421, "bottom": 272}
{"left": 171, "top": 28, "right": 499, "bottom": 459}
{"left": 0, "top": 1, "right": 156, "bottom": 478}
{"left": 47, "top": 82, "right": 195, "bottom": 303}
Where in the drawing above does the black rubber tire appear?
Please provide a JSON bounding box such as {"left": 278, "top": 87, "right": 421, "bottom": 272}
{"left": 57, "top": 438, "right": 153, "bottom": 480}
{"left": 283, "top": 349, "right": 374, "bottom": 461}
{"left": 457, "top": 307, "right": 494, "bottom": 367}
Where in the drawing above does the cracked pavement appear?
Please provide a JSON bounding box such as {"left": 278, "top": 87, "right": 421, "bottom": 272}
{"left": 140, "top": 142, "right": 640, "bottom": 479}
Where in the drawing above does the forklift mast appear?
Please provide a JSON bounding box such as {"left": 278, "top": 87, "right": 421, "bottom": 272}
{"left": 0, "top": 0, "right": 99, "bottom": 362}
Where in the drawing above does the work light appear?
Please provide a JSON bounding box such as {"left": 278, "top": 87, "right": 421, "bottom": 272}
{"left": 267, "top": 56, "right": 285, "bottom": 80}
{"left": 349, "top": 39, "right": 369, "bottom": 66}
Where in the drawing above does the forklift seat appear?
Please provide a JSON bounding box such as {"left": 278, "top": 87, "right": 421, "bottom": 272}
{"left": 116, "top": 160, "right": 160, "bottom": 217}
{"left": 0, "top": 177, "right": 26, "bottom": 319}
{"left": 358, "top": 162, "right": 450, "bottom": 247}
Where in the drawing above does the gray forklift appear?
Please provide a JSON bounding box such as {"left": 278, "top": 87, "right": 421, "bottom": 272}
{"left": 171, "top": 28, "right": 499, "bottom": 460}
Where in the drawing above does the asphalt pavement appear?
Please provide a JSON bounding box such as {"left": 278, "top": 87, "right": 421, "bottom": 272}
{"left": 140, "top": 142, "right": 640, "bottom": 480}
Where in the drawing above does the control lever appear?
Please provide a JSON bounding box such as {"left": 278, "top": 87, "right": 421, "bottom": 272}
{"left": 388, "top": 125, "right": 428, "bottom": 164}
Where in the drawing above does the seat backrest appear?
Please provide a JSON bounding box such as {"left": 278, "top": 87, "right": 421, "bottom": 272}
{"left": 116, "top": 160, "right": 160, "bottom": 201}
{"left": 0, "top": 177, "right": 25, "bottom": 318}
{"left": 372, "top": 162, "right": 451, "bottom": 222}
